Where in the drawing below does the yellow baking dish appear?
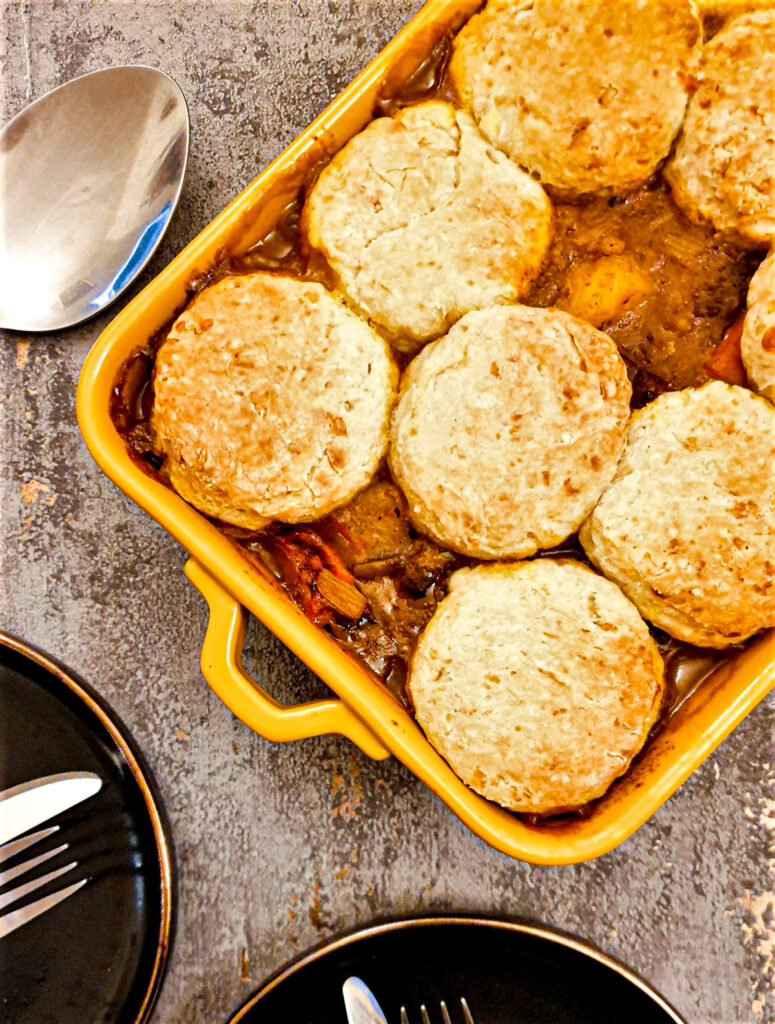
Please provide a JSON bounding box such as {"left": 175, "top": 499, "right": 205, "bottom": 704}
{"left": 77, "top": 0, "right": 775, "bottom": 864}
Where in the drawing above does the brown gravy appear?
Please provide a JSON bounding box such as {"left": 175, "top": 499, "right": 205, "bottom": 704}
{"left": 376, "top": 36, "right": 457, "bottom": 116}
{"left": 527, "top": 179, "right": 759, "bottom": 406}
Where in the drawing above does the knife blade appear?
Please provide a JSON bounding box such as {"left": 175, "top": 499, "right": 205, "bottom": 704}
{"left": 343, "top": 977, "right": 389, "bottom": 1024}
{"left": 0, "top": 772, "right": 102, "bottom": 846}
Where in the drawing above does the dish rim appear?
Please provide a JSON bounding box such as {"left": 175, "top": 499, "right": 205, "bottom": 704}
{"left": 76, "top": 0, "right": 775, "bottom": 865}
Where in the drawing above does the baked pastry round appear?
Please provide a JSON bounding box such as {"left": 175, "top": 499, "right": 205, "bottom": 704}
{"left": 388, "top": 304, "right": 631, "bottom": 559}
{"left": 741, "top": 249, "right": 775, "bottom": 400}
{"left": 580, "top": 381, "right": 775, "bottom": 647}
{"left": 664, "top": 11, "right": 775, "bottom": 246}
{"left": 449, "top": 0, "right": 700, "bottom": 196}
{"left": 303, "top": 100, "right": 551, "bottom": 351}
{"left": 151, "top": 273, "right": 398, "bottom": 530}
{"left": 408, "top": 559, "right": 665, "bottom": 815}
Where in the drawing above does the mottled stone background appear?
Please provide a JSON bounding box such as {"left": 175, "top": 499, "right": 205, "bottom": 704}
{"left": 0, "top": 2, "right": 773, "bottom": 1022}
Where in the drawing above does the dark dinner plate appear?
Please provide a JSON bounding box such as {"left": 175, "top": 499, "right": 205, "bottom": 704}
{"left": 0, "top": 632, "right": 173, "bottom": 1024}
{"left": 229, "top": 916, "right": 686, "bottom": 1024}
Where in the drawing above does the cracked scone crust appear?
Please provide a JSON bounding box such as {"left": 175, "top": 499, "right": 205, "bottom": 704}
{"left": 697, "top": 0, "right": 775, "bottom": 24}
{"left": 664, "top": 11, "right": 775, "bottom": 245}
{"left": 449, "top": 0, "right": 700, "bottom": 196}
{"left": 580, "top": 382, "right": 775, "bottom": 647}
{"left": 388, "top": 305, "right": 631, "bottom": 559}
{"left": 303, "top": 100, "right": 551, "bottom": 350}
{"left": 741, "top": 249, "right": 775, "bottom": 400}
{"left": 151, "top": 274, "right": 398, "bottom": 530}
{"left": 408, "top": 560, "right": 665, "bottom": 815}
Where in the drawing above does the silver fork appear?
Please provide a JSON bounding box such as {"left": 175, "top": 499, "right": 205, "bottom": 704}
{"left": 0, "top": 826, "right": 87, "bottom": 938}
{"left": 400, "top": 1000, "right": 476, "bottom": 1024}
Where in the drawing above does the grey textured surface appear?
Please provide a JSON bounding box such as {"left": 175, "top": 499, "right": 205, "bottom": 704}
{"left": 0, "top": 2, "right": 773, "bottom": 1023}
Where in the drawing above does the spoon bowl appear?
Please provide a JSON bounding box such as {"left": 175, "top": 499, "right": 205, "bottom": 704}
{"left": 0, "top": 66, "right": 189, "bottom": 333}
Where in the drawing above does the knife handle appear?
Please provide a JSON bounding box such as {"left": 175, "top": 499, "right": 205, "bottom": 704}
{"left": 185, "top": 559, "right": 390, "bottom": 760}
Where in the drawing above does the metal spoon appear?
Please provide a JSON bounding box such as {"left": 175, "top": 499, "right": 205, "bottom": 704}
{"left": 0, "top": 65, "right": 189, "bottom": 332}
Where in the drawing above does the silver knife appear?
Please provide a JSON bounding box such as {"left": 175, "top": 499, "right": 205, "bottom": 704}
{"left": 0, "top": 772, "right": 102, "bottom": 846}
{"left": 343, "top": 977, "right": 389, "bottom": 1024}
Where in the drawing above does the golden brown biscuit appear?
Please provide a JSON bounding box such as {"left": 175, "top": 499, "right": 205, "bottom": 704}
{"left": 303, "top": 100, "right": 551, "bottom": 352}
{"left": 151, "top": 274, "right": 398, "bottom": 530}
{"left": 408, "top": 560, "right": 665, "bottom": 815}
{"left": 580, "top": 382, "right": 775, "bottom": 647}
{"left": 450, "top": 0, "right": 700, "bottom": 196}
{"left": 741, "top": 250, "right": 775, "bottom": 400}
{"left": 664, "top": 11, "right": 775, "bottom": 246}
{"left": 388, "top": 305, "right": 631, "bottom": 559}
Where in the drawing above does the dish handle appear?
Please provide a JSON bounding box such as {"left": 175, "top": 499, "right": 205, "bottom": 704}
{"left": 185, "top": 559, "right": 390, "bottom": 761}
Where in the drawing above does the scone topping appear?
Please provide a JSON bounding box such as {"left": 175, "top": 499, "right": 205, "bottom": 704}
{"left": 580, "top": 382, "right": 775, "bottom": 648}
{"left": 304, "top": 100, "right": 551, "bottom": 351}
{"left": 388, "top": 305, "right": 630, "bottom": 559}
{"left": 151, "top": 273, "right": 397, "bottom": 530}
{"left": 408, "top": 560, "right": 665, "bottom": 815}
{"left": 450, "top": 0, "right": 701, "bottom": 195}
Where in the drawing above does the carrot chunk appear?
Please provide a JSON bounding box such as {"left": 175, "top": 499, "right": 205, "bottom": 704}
{"left": 705, "top": 313, "right": 748, "bottom": 387}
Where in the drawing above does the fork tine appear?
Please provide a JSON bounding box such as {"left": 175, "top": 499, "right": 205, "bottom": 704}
{"left": 0, "top": 860, "right": 77, "bottom": 911}
{"left": 0, "top": 826, "right": 59, "bottom": 865}
{"left": 0, "top": 877, "right": 87, "bottom": 938}
{"left": 405, "top": 997, "right": 476, "bottom": 1023}
{"left": 0, "top": 842, "right": 69, "bottom": 887}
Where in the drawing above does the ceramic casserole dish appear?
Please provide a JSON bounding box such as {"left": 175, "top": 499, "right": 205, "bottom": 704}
{"left": 77, "top": 0, "right": 775, "bottom": 864}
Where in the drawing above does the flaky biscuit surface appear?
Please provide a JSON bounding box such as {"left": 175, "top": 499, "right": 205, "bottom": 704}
{"left": 304, "top": 100, "right": 551, "bottom": 351}
{"left": 388, "top": 304, "right": 631, "bottom": 559}
{"left": 580, "top": 381, "right": 775, "bottom": 647}
{"left": 408, "top": 559, "right": 665, "bottom": 815}
{"left": 151, "top": 274, "right": 397, "bottom": 529}
{"left": 664, "top": 11, "right": 775, "bottom": 245}
{"left": 450, "top": 0, "right": 700, "bottom": 196}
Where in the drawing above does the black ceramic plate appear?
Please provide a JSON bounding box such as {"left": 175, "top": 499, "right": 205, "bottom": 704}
{"left": 229, "top": 917, "right": 686, "bottom": 1024}
{"left": 0, "top": 632, "right": 173, "bottom": 1024}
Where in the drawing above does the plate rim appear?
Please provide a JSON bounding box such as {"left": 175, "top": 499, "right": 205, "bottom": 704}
{"left": 0, "top": 629, "right": 174, "bottom": 1024}
{"left": 227, "top": 913, "right": 687, "bottom": 1023}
